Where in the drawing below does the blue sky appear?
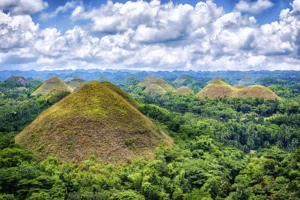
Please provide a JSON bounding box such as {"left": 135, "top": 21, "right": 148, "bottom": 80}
{"left": 0, "top": 0, "right": 299, "bottom": 71}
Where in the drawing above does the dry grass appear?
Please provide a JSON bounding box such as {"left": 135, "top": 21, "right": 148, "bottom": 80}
{"left": 16, "top": 81, "right": 172, "bottom": 164}
{"left": 144, "top": 84, "right": 167, "bottom": 96}
{"left": 176, "top": 86, "right": 193, "bottom": 95}
{"left": 139, "top": 77, "right": 175, "bottom": 92}
{"left": 32, "top": 76, "right": 73, "bottom": 96}
{"left": 196, "top": 79, "right": 280, "bottom": 99}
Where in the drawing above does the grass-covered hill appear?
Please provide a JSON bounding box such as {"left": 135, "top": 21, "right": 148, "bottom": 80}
{"left": 196, "top": 79, "right": 235, "bottom": 98}
{"left": 176, "top": 86, "right": 193, "bottom": 95}
{"left": 31, "top": 76, "right": 73, "bottom": 96}
{"left": 196, "top": 79, "right": 280, "bottom": 99}
{"left": 139, "top": 77, "right": 175, "bottom": 93}
{"left": 16, "top": 81, "right": 171, "bottom": 163}
{"left": 144, "top": 84, "right": 167, "bottom": 96}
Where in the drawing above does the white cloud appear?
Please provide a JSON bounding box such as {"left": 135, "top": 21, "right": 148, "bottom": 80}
{"left": 0, "top": 0, "right": 48, "bottom": 15}
{"left": 1, "top": 0, "right": 300, "bottom": 71}
{"left": 40, "top": 1, "right": 77, "bottom": 20}
{"left": 235, "top": 0, "right": 274, "bottom": 14}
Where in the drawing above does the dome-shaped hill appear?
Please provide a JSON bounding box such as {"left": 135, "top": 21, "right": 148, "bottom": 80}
{"left": 176, "top": 86, "right": 193, "bottom": 95}
{"left": 144, "top": 84, "right": 167, "bottom": 96}
{"left": 232, "top": 85, "right": 280, "bottom": 100}
{"left": 196, "top": 79, "right": 236, "bottom": 98}
{"left": 31, "top": 76, "right": 73, "bottom": 96}
{"left": 16, "top": 81, "right": 171, "bottom": 164}
{"left": 139, "top": 77, "right": 175, "bottom": 93}
{"left": 5, "top": 76, "right": 28, "bottom": 87}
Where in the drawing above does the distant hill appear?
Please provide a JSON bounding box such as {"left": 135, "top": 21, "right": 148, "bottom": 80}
{"left": 5, "top": 76, "right": 28, "bottom": 87}
{"left": 176, "top": 86, "right": 193, "bottom": 95}
{"left": 65, "top": 77, "right": 85, "bottom": 90}
{"left": 16, "top": 82, "right": 171, "bottom": 164}
{"left": 232, "top": 85, "right": 280, "bottom": 99}
{"left": 139, "top": 77, "right": 175, "bottom": 93}
{"left": 31, "top": 76, "right": 73, "bottom": 96}
{"left": 144, "top": 84, "right": 167, "bottom": 96}
{"left": 173, "top": 75, "right": 193, "bottom": 84}
{"left": 197, "top": 79, "right": 235, "bottom": 98}
{"left": 196, "top": 79, "right": 280, "bottom": 100}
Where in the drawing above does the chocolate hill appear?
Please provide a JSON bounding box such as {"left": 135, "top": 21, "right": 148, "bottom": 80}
{"left": 139, "top": 77, "right": 175, "bottom": 93}
{"left": 31, "top": 77, "right": 73, "bottom": 96}
{"left": 176, "top": 86, "right": 193, "bottom": 95}
{"left": 16, "top": 81, "right": 171, "bottom": 163}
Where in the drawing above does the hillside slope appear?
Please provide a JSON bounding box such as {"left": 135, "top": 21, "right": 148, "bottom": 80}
{"left": 32, "top": 76, "right": 73, "bottom": 96}
{"left": 16, "top": 81, "right": 171, "bottom": 163}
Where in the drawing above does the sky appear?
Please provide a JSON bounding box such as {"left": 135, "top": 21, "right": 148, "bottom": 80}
{"left": 0, "top": 0, "right": 299, "bottom": 71}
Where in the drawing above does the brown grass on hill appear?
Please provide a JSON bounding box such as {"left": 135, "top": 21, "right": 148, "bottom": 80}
{"left": 176, "top": 86, "right": 193, "bottom": 95}
{"left": 144, "top": 84, "right": 167, "bottom": 96}
{"left": 232, "top": 85, "right": 280, "bottom": 100}
{"left": 139, "top": 77, "right": 175, "bottom": 92}
{"left": 16, "top": 81, "right": 172, "bottom": 164}
{"left": 196, "top": 79, "right": 280, "bottom": 100}
{"left": 32, "top": 76, "right": 73, "bottom": 96}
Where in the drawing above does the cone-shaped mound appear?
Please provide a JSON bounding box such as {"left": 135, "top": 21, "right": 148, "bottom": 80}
{"left": 176, "top": 86, "right": 193, "bottom": 95}
{"left": 232, "top": 85, "right": 280, "bottom": 100}
{"left": 173, "top": 75, "right": 193, "bottom": 84}
{"left": 5, "top": 76, "right": 28, "bottom": 87}
{"left": 32, "top": 76, "right": 73, "bottom": 96}
{"left": 196, "top": 79, "right": 235, "bottom": 98}
{"left": 196, "top": 79, "right": 280, "bottom": 99}
{"left": 144, "top": 84, "right": 167, "bottom": 96}
{"left": 16, "top": 81, "right": 171, "bottom": 164}
{"left": 139, "top": 77, "right": 175, "bottom": 93}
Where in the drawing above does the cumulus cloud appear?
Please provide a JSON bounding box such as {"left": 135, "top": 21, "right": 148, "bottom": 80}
{"left": 235, "top": 0, "right": 274, "bottom": 14}
{"left": 0, "top": 0, "right": 300, "bottom": 71}
{"left": 40, "top": 1, "right": 77, "bottom": 20}
{"left": 0, "top": 0, "right": 48, "bottom": 15}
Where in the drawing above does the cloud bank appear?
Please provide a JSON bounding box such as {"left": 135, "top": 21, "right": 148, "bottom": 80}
{"left": 0, "top": 0, "right": 300, "bottom": 71}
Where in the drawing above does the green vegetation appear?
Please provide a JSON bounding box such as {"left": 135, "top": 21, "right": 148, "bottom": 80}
{"left": 0, "top": 73, "right": 299, "bottom": 200}
{"left": 31, "top": 76, "right": 73, "bottom": 96}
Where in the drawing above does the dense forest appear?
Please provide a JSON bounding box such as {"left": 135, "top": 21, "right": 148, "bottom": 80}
{"left": 0, "top": 71, "right": 299, "bottom": 200}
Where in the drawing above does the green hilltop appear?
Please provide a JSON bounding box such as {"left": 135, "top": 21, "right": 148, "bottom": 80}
{"left": 16, "top": 81, "right": 171, "bottom": 164}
